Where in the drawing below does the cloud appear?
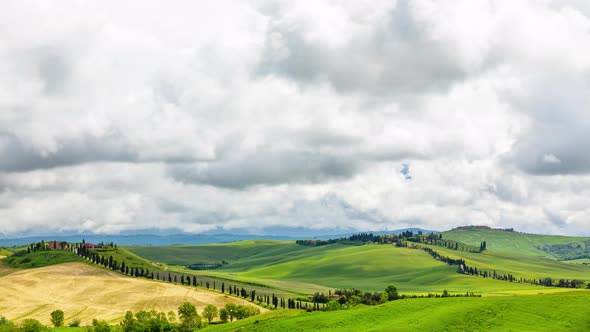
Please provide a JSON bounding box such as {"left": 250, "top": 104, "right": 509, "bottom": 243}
{"left": 257, "top": 0, "right": 468, "bottom": 100}
{"left": 0, "top": 131, "right": 136, "bottom": 172}
{"left": 0, "top": 1, "right": 590, "bottom": 237}
{"left": 542, "top": 154, "right": 561, "bottom": 164}
{"left": 169, "top": 150, "right": 362, "bottom": 189}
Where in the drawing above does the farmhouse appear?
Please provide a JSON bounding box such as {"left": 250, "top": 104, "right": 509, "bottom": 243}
{"left": 48, "top": 241, "right": 67, "bottom": 250}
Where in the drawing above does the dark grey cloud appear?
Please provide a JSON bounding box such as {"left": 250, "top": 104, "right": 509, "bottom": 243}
{"left": 258, "top": 0, "right": 466, "bottom": 98}
{"left": 280, "top": 194, "right": 391, "bottom": 227}
{"left": 544, "top": 209, "right": 567, "bottom": 228}
{"left": 0, "top": 131, "right": 136, "bottom": 172}
{"left": 38, "top": 48, "right": 71, "bottom": 95}
{"left": 507, "top": 71, "right": 590, "bottom": 175}
{"left": 299, "top": 129, "right": 361, "bottom": 148}
{"left": 168, "top": 150, "right": 362, "bottom": 189}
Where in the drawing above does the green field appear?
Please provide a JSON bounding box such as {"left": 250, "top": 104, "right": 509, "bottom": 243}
{"left": 90, "top": 246, "right": 166, "bottom": 271}
{"left": 126, "top": 240, "right": 331, "bottom": 267}
{"left": 443, "top": 228, "right": 590, "bottom": 259}
{"left": 564, "top": 258, "right": 590, "bottom": 265}
{"left": 203, "top": 293, "right": 590, "bottom": 332}
{"left": 421, "top": 244, "right": 590, "bottom": 285}
{"left": 126, "top": 239, "right": 588, "bottom": 296}
{"left": 0, "top": 248, "right": 14, "bottom": 257}
{"left": 1, "top": 249, "right": 84, "bottom": 268}
{"left": 3, "top": 229, "right": 590, "bottom": 331}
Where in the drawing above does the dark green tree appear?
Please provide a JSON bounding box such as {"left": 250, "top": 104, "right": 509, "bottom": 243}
{"left": 219, "top": 308, "right": 229, "bottom": 323}
{"left": 50, "top": 309, "right": 64, "bottom": 327}
{"left": 120, "top": 311, "right": 136, "bottom": 332}
{"left": 385, "top": 284, "right": 399, "bottom": 301}
{"left": 224, "top": 303, "right": 238, "bottom": 322}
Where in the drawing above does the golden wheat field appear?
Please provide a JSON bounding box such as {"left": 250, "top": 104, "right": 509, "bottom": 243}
{"left": 0, "top": 262, "right": 266, "bottom": 325}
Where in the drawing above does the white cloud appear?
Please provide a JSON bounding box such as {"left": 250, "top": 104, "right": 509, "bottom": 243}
{"left": 543, "top": 154, "right": 562, "bottom": 164}
{"left": 0, "top": 0, "right": 589, "bottom": 236}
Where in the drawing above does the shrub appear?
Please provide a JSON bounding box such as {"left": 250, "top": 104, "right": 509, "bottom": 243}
{"left": 92, "top": 319, "right": 111, "bottom": 332}
{"left": 19, "top": 319, "right": 47, "bottom": 332}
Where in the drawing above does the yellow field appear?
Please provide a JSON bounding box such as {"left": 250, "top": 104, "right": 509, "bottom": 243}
{"left": 0, "top": 263, "right": 266, "bottom": 325}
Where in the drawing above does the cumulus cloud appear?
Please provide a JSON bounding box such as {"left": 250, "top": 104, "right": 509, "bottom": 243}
{"left": 258, "top": 0, "right": 468, "bottom": 100}
{"left": 0, "top": 0, "right": 589, "bottom": 236}
{"left": 169, "top": 150, "right": 362, "bottom": 189}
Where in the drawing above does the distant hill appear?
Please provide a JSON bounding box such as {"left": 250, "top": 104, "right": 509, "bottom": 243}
{"left": 0, "top": 234, "right": 298, "bottom": 247}
{"left": 0, "top": 228, "right": 438, "bottom": 247}
{"left": 443, "top": 227, "right": 590, "bottom": 260}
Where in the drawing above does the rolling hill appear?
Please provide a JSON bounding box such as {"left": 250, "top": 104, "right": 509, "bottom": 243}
{"left": 443, "top": 227, "right": 590, "bottom": 260}
{"left": 0, "top": 262, "right": 266, "bottom": 325}
{"left": 126, "top": 237, "right": 590, "bottom": 296}
{"left": 202, "top": 292, "right": 590, "bottom": 332}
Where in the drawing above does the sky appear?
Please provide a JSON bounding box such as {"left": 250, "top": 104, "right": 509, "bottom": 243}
{"left": 1, "top": 0, "right": 590, "bottom": 237}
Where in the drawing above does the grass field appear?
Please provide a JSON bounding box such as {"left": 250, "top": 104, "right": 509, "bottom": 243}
{"left": 0, "top": 262, "right": 266, "bottom": 325}
{"left": 127, "top": 242, "right": 585, "bottom": 296}
{"left": 443, "top": 228, "right": 590, "bottom": 259}
{"left": 564, "top": 258, "right": 590, "bottom": 265}
{"left": 126, "top": 240, "right": 333, "bottom": 267}
{"left": 202, "top": 292, "right": 590, "bottom": 332}
{"left": 0, "top": 248, "right": 14, "bottom": 257}
{"left": 91, "top": 246, "right": 168, "bottom": 271}
{"left": 421, "top": 244, "right": 590, "bottom": 284}
{"left": 2, "top": 249, "right": 84, "bottom": 268}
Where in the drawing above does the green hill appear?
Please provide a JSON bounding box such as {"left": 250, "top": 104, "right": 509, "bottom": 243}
{"left": 1, "top": 249, "right": 84, "bottom": 268}
{"left": 443, "top": 227, "right": 590, "bottom": 260}
{"left": 422, "top": 244, "right": 590, "bottom": 285}
{"left": 203, "top": 293, "right": 590, "bottom": 332}
{"left": 0, "top": 248, "right": 14, "bottom": 257}
{"left": 91, "top": 245, "right": 164, "bottom": 271}
{"left": 126, "top": 240, "right": 320, "bottom": 267}
{"left": 127, "top": 241, "right": 586, "bottom": 296}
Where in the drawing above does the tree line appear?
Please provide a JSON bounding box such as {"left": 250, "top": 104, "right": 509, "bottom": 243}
{"left": 295, "top": 231, "right": 483, "bottom": 253}
{"left": 410, "top": 244, "right": 587, "bottom": 289}
{"left": 0, "top": 300, "right": 261, "bottom": 332}
{"left": 69, "top": 241, "right": 330, "bottom": 313}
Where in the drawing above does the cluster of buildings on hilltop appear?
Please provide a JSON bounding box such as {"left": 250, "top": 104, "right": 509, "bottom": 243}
{"left": 46, "top": 240, "right": 95, "bottom": 250}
